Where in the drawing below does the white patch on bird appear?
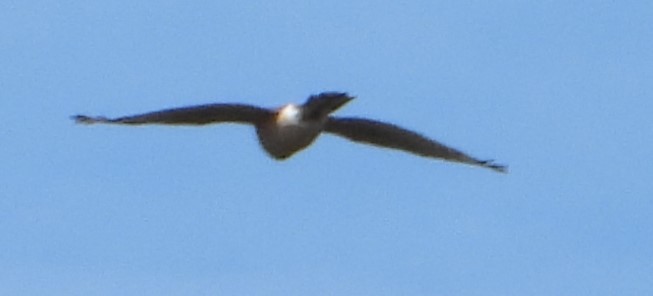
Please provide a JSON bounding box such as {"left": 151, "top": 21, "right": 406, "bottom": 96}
{"left": 276, "top": 104, "right": 302, "bottom": 126}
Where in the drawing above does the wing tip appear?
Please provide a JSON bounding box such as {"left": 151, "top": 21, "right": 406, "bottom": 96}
{"left": 477, "top": 159, "right": 508, "bottom": 173}
{"left": 71, "top": 114, "right": 109, "bottom": 125}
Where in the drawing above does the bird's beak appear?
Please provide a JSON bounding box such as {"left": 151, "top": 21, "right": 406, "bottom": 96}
{"left": 328, "top": 95, "right": 354, "bottom": 113}
{"left": 302, "top": 92, "right": 355, "bottom": 119}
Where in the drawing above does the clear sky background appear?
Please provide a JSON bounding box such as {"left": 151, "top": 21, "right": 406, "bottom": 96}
{"left": 2, "top": 1, "right": 652, "bottom": 295}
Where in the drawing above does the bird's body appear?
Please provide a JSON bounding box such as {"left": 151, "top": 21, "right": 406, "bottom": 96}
{"left": 256, "top": 104, "right": 324, "bottom": 159}
{"left": 73, "top": 92, "right": 507, "bottom": 173}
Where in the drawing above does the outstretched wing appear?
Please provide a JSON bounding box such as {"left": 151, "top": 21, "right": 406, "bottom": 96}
{"left": 324, "top": 117, "right": 507, "bottom": 173}
{"left": 72, "top": 104, "right": 272, "bottom": 126}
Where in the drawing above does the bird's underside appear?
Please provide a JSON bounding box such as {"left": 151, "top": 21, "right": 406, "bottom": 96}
{"left": 72, "top": 93, "right": 507, "bottom": 173}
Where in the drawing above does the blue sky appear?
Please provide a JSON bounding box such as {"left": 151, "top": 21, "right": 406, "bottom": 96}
{"left": 2, "top": 1, "right": 652, "bottom": 295}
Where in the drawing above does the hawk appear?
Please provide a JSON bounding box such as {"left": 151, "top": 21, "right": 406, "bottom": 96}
{"left": 73, "top": 92, "right": 507, "bottom": 173}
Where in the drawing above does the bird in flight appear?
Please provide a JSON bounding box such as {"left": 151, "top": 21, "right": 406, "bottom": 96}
{"left": 72, "top": 92, "right": 507, "bottom": 173}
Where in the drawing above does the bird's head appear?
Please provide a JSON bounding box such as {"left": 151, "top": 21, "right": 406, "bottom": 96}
{"left": 301, "top": 92, "right": 354, "bottom": 121}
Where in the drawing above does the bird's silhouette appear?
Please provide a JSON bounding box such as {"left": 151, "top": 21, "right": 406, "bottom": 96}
{"left": 73, "top": 92, "right": 507, "bottom": 173}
